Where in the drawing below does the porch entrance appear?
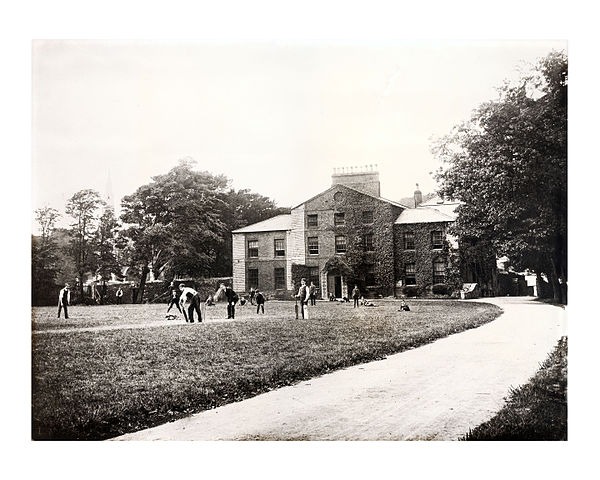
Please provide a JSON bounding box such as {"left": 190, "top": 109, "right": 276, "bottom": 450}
{"left": 334, "top": 276, "right": 342, "bottom": 298}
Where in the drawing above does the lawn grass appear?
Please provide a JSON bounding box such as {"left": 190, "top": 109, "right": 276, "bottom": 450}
{"left": 463, "top": 336, "right": 567, "bottom": 441}
{"left": 32, "top": 299, "right": 501, "bottom": 440}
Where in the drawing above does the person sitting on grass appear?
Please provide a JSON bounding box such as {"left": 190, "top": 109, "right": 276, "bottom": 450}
{"left": 363, "top": 299, "right": 376, "bottom": 307}
{"left": 255, "top": 290, "right": 266, "bottom": 314}
{"left": 205, "top": 295, "right": 215, "bottom": 306}
{"left": 399, "top": 298, "right": 410, "bottom": 311}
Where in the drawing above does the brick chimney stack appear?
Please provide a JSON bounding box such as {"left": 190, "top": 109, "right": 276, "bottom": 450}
{"left": 331, "top": 164, "right": 381, "bottom": 197}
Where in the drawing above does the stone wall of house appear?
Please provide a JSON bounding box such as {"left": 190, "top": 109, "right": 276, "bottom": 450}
{"left": 288, "top": 205, "right": 305, "bottom": 290}
{"left": 393, "top": 221, "right": 453, "bottom": 296}
{"left": 237, "top": 229, "right": 292, "bottom": 298}
{"left": 232, "top": 233, "right": 246, "bottom": 292}
{"left": 302, "top": 184, "right": 404, "bottom": 297}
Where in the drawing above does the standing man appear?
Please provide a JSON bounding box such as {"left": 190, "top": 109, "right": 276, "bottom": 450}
{"left": 309, "top": 281, "right": 317, "bottom": 306}
{"left": 166, "top": 282, "right": 182, "bottom": 316}
{"left": 115, "top": 287, "right": 124, "bottom": 304}
{"left": 178, "top": 283, "right": 201, "bottom": 323}
{"left": 255, "top": 290, "right": 266, "bottom": 314}
{"left": 57, "top": 283, "right": 70, "bottom": 319}
{"left": 223, "top": 283, "right": 239, "bottom": 319}
{"left": 296, "top": 278, "right": 310, "bottom": 319}
{"left": 249, "top": 287, "right": 256, "bottom": 305}
{"left": 352, "top": 285, "right": 361, "bottom": 308}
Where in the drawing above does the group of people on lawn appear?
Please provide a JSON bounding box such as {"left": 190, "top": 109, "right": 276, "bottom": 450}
{"left": 57, "top": 277, "right": 410, "bottom": 321}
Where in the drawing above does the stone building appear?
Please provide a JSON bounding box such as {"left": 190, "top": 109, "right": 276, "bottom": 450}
{"left": 232, "top": 167, "right": 492, "bottom": 298}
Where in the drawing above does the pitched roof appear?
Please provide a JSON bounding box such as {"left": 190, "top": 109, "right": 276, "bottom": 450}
{"left": 394, "top": 206, "right": 456, "bottom": 224}
{"left": 420, "top": 196, "right": 461, "bottom": 215}
{"left": 293, "top": 183, "right": 410, "bottom": 210}
{"left": 232, "top": 214, "right": 292, "bottom": 234}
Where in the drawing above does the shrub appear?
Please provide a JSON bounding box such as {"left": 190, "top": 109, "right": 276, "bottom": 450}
{"left": 432, "top": 284, "right": 449, "bottom": 295}
{"left": 402, "top": 285, "right": 421, "bottom": 297}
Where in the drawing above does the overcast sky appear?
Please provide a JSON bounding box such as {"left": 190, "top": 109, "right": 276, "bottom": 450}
{"left": 32, "top": 39, "right": 566, "bottom": 230}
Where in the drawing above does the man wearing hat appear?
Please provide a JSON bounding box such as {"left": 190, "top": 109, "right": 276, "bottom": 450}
{"left": 58, "top": 283, "right": 71, "bottom": 319}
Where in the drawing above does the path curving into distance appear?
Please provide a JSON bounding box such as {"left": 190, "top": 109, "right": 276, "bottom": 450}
{"left": 113, "top": 297, "right": 566, "bottom": 441}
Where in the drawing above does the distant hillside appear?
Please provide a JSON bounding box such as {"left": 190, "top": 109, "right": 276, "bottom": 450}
{"left": 397, "top": 192, "right": 436, "bottom": 208}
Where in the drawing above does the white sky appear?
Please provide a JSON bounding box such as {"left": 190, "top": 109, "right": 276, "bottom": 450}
{"left": 32, "top": 40, "right": 566, "bottom": 230}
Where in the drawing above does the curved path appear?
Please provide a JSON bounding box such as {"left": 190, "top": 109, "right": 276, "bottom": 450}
{"left": 113, "top": 297, "right": 566, "bottom": 441}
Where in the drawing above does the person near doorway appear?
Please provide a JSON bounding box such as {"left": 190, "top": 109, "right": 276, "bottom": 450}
{"left": 309, "top": 282, "right": 317, "bottom": 306}
{"left": 296, "top": 278, "right": 310, "bottom": 319}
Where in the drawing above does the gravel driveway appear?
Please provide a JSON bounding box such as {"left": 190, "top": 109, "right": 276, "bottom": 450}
{"left": 113, "top": 296, "right": 566, "bottom": 441}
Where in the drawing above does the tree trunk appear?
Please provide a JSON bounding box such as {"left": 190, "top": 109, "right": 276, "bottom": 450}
{"left": 549, "top": 258, "right": 562, "bottom": 303}
{"left": 138, "top": 264, "right": 149, "bottom": 304}
{"left": 78, "top": 269, "right": 85, "bottom": 303}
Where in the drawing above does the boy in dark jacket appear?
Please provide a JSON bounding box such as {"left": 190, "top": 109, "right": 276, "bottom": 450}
{"left": 223, "top": 284, "right": 239, "bottom": 319}
{"left": 255, "top": 290, "right": 266, "bottom": 314}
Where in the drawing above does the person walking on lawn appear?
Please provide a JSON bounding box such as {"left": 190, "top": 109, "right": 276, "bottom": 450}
{"left": 57, "top": 283, "right": 71, "bottom": 318}
{"left": 115, "top": 287, "right": 124, "bottom": 304}
{"left": 352, "top": 285, "right": 361, "bottom": 308}
{"left": 166, "top": 282, "right": 182, "bottom": 316}
{"left": 309, "top": 282, "right": 317, "bottom": 306}
{"left": 255, "top": 290, "right": 266, "bottom": 314}
{"left": 184, "top": 291, "right": 203, "bottom": 323}
{"left": 296, "top": 278, "right": 310, "bottom": 319}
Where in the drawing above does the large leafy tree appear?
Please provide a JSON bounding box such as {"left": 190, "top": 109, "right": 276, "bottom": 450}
{"left": 32, "top": 207, "right": 61, "bottom": 305}
{"left": 93, "top": 206, "right": 120, "bottom": 303}
{"left": 120, "top": 158, "right": 287, "bottom": 301}
{"left": 65, "top": 189, "right": 104, "bottom": 299}
{"left": 120, "top": 159, "right": 230, "bottom": 301}
{"left": 434, "top": 51, "right": 567, "bottom": 302}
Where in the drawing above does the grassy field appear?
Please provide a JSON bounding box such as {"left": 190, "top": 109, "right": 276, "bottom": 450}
{"left": 32, "top": 299, "right": 501, "bottom": 440}
{"left": 463, "top": 336, "right": 567, "bottom": 441}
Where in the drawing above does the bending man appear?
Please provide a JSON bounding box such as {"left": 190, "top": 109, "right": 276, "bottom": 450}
{"left": 178, "top": 283, "right": 202, "bottom": 323}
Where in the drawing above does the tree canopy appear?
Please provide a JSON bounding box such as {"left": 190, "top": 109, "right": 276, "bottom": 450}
{"left": 65, "top": 189, "right": 105, "bottom": 298}
{"left": 119, "top": 158, "right": 287, "bottom": 301}
{"left": 433, "top": 51, "right": 567, "bottom": 301}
